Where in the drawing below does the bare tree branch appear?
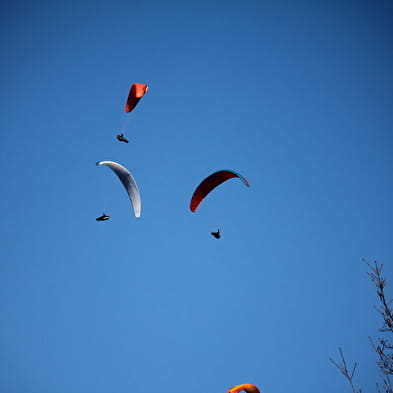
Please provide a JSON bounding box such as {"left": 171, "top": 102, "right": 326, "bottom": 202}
{"left": 331, "top": 260, "right": 393, "bottom": 393}
{"left": 364, "top": 259, "right": 393, "bottom": 393}
{"left": 329, "top": 347, "right": 361, "bottom": 393}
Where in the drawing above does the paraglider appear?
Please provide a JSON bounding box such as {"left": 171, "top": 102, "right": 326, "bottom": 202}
{"left": 125, "top": 83, "right": 148, "bottom": 113}
{"left": 116, "top": 133, "right": 129, "bottom": 143}
{"left": 227, "top": 384, "right": 260, "bottom": 393}
{"left": 96, "top": 213, "right": 110, "bottom": 221}
{"left": 96, "top": 161, "right": 141, "bottom": 218}
{"left": 211, "top": 229, "right": 221, "bottom": 239}
{"left": 190, "top": 170, "right": 250, "bottom": 212}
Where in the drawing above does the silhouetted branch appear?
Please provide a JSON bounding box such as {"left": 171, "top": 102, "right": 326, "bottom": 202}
{"left": 329, "top": 347, "right": 361, "bottom": 393}
{"left": 330, "top": 260, "right": 393, "bottom": 393}
{"left": 365, "top": 260, "right": 393, "bottom": 334}
{"left": 365, "top": 259, "right": 393, "bottom": 393}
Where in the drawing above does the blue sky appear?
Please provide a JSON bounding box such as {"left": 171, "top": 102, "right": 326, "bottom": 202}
{"left": 1, "top": 1, "right": 393, "bottom": 392}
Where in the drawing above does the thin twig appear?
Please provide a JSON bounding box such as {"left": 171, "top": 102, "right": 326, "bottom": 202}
{"left": 364, "top": 259, "right": 393, "bottom": 393}
{"left": 329, "top": 347, "right": 361, "bottom": 393}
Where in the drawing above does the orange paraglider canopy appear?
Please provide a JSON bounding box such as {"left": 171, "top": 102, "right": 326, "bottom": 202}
{"left": 125, "top": 83, "right": 148, "bottom": 113}
{"left": 227, "top": 384, "right": 260, "bottom": 393}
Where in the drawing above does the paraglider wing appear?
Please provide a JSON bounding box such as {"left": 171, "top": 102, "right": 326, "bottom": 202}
{"left": 190, "top": 170, "right": 250, "bottom": 212}
{"left": 96, "top": 161, "right": 141, "bottom": 218}
{"left": 125, "top": 83, "right": 148, "bottom": 113}
{"left": 227, "top": 384, "right": 260, "bottom": 393}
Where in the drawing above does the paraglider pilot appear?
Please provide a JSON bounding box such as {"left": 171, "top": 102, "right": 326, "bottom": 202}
{"left": 96, "top": 213, "right": 110, "bottom": 221}
{"left": 116, "top": 133, "right": 129, "bottom": 143}
{"left": 211, "top": 229, "right": 220, "bottom": 239}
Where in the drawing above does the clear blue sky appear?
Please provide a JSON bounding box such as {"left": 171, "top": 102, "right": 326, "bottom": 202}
{"left": 1, "top": 1, "right": 393, "bottom": 392}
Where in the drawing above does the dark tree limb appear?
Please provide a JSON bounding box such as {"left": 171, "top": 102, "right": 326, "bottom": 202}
{"left": 330, "top": 347, "right": 361, "bottom": 393}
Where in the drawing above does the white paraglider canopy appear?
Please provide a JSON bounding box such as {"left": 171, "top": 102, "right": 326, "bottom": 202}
{"left": 96, "top": 161, "right": 141, "bottom": 218}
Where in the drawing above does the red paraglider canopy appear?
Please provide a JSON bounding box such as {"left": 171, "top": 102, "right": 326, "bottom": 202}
{"left": 190, "top": 170, "right": 250, "bottom": 212}
{"left": 125, "top": 83, "right": 148, "bottom": 113}
{"left": 227, "top": 384, "right": 260, "bottom": 393}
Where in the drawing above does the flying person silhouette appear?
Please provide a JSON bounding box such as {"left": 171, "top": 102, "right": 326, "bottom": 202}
{"left": 211, "top": 229, "right": 220, "bottom": 239}
{"left": 116, "top": 133, "right": 129, "bottom": 143}
{"left": 96, "top": 212, "right": 110, "bottom": 221}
